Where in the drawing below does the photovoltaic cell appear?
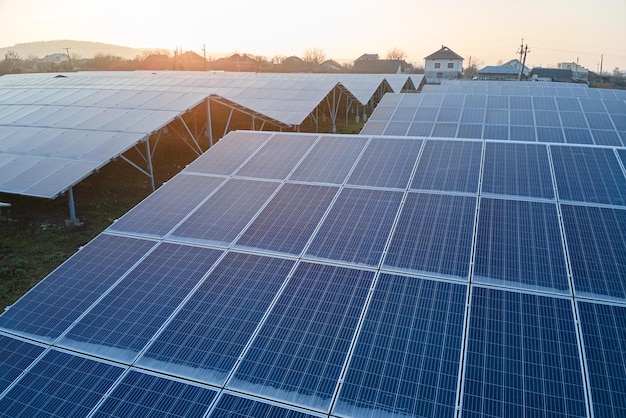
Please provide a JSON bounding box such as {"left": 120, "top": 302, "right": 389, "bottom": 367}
{"left": 0, "top": 234, "right": 156, "bottom": 341}
{"left": 564, "top": 128, "right": 594, "bottom": 144}
{"left": 561, "top": 204, "right": 626, "bottom": 301}
{"left": 482, "top": 142, "right": 554, "bottom": 199}
{"left": 235, "top": 183, "right": 338, "bottom": 255}
{"left": 577, "top": 302, "right": 626, "bottom": 418}
{"left": 0, "top": 350, "right": 123, "bottom": 418}
{"left": 169, "top": 179, "right": 278, "bottom": 246}
{"left": 411, "top": 140, "right": 482, "bottom": 193}
{"left": 334, "top": 275, "right": 466, "bottom": 418}
{"left": 58, "top": 244, "right": 222, "bottom": 363}
{"left": 108, "top": 174, "right": 224, "bottom": 237}
{"left": 347, "top": 137, "right": 422, "bottom": 188}
{"left": 137, "top": 253, "right": 294, "bottom": 386}
{"left": 289, "top": 135, "right": 368, "bottom": 184}
{"left": 228, "top": 262, "right": 374, "bottom": 412}
{"left": 384, "top": 192, "right": 476, "bottom": 279}
{"left": 462, "top": 287, "right": 587, "bottom": 418}
{"left": 208, "top": 394, "right": 322, "bottom": 418}
{"left": 92, "top": 370, "right": 217, "bottom": 418}
{"left": 537, "top": 127, "right": 564, "bottom": 143}
{"left": 305, "top": 188, "right": 403, "bottom": 266}
{"left": 0, "top": 335, "right": 45, "bottom": 393}
{"left": 551, "top": 146, "right": 626, "bottom": 206}
{"left": 236, "top": 134, "right": 316, "bottom": 179}
{"left": 474, "top": 198, "right": 569, "bottom": 293}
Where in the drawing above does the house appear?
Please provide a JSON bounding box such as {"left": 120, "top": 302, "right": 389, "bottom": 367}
{"left": 557, "top": 62, "right": 590, "bottom": 82}
{"left": 529, "top": 68, "right": 575, "bottom": 83}
{"left": 316, "top": 59, "right": 344, "bottom": 73}
{"left": 476, "top": 59, "right": 530, "bottom": 81}
{"left": 352, "top": 53, "right": 414, "bottom": 74}
{"left": 424, "top": 45, "right": 463, "bottom": 83}
{"left": 280, "top": 56, "right": 314, "bottom": 73}
{"left": 42, "top": 53, "right": 68, "bottom": 64}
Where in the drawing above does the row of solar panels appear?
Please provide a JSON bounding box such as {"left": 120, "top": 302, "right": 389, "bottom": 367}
{"left": 1, "top": 130, "right": 625, "bottom": 417}
{"left": 363, "top": 92, "right": 626, "bottom": 144}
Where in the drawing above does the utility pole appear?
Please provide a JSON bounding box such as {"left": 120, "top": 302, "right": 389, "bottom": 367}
{"left": 202, "top": 42, "right": 207, "bottom": 71}
{"left": 516, "top": 39, "right": 530, "bottom": 81}
{"left": 64, "top": 47, "right": 73, "bottom": 71}
{"left": 600, "top": 54, "right": 604, "bottom": 82}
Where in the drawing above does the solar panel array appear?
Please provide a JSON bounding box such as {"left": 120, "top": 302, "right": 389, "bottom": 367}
{"left": 361, "top": 82, "right": 626, "bottom": 146}
{"left": 2, "top": 112, "right": 625, "bottom": 416}
{"left": 0, "top": 71, "right": 422, "bottom": 199}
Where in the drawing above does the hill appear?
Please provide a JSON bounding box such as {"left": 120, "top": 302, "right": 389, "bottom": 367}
{"left": 0, "top": 40, "right": 168, "bottom": 60}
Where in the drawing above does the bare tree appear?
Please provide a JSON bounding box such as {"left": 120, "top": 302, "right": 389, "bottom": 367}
{"left": 463, "top": 56, "right": 484, "bottom": 79}
{"left": 271, "top": 55, "right": 286, "bottom": 65}
{"left": 303, "top": 48, "right": 326, "bottom": 66}
{"left": 386, "top": 48, "right": 406, "bottom": 60}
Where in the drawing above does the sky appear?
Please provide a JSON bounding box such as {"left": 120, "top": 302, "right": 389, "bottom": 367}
{"left": 1, "top": 0, "right": 625, "bottom": 72}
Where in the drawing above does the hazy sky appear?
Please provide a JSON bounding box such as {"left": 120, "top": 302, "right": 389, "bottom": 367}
{"left": 1, "top": 0, "right": 625, "bottom": 71}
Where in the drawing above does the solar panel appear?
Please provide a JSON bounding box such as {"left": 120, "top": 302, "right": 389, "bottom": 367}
{"left": 383, "top": 192, "right": 476, "bottom": 279}
{"left": 209, "top": 393, "right": 323, "bottom": 417}
{"left": 58, "top": 243, "right": 223, "bottom": 363}
{"left": 474, "top": 198, "right": 569, "bottom": 293}
{"left": 227, "top": 262, "right": 374, "bottom": 412}
{"left": 137, "top": 252, "right": 294, "bottom": 385}
{"left": 334, "top": 274, "right": 466, "bottom": 418}
{"left": 0, "top": 334, "right": 45, "bottom": 393}
{"left": 577, "top": 301, "right": 626, "bottom": 417}
{"left": 411, "top": 140, "right": 482, "bottom": 193}
{"left": 305, "top": 188, "right": 403, "bottom": 266}
{"left": 462, "top": 287, "right": 587, "bottom": 418}
{"left": 0, "top": 349, "right": 124, "bottom": 418}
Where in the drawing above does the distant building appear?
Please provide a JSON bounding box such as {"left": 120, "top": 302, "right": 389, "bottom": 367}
{"left": 476, "top": 59, "right": 530, "bottom": 81}
{"left": 316, "top": 59, "right": 344, "bottom": 73}
{"left": 424, "top": 46, "right": 463, "bottom": 83}
{"left": 529, "top": 67, "right": 575, "bottom": 83}
{"left": 280, "top": 56, "right": 313, "bottom": 73}
{"left": 351, "top": 53, "right": 413, "bottom": 74}
{"left": 558, "top": 62, "right": 589, "bottom": 81}
{"left": 42, "top": 53, "right": 68, "bottom": 64}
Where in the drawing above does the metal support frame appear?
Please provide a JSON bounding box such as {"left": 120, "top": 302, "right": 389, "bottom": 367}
{"left": 68, "top": 187, "right": 77, "bottom": 222}
{"left": 206, "top": 97, "right": 214, "bottom": 147}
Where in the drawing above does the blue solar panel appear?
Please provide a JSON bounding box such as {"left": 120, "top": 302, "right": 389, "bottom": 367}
{"left": 383, "top": 122, "right": 410, "bottom": 136}
{"left": 414, "top": 107, "right": 439, "bottom": 122}
{"left": 603, "top": 99, "right": 626, "bottom": 115}
{"left": 457, "top": 124, "right": 483, "bottom": 139}
{"left": 290, "top": 136, "right": 367, "bottom": 184}
{"left": 532, "top": 96, "right": 557, "bottom": 111}
{"left": 461, "top": 108, "right": 485, "bottom": 124}
{"left": 483, "top": 125, "right": 509, "bottom": 140}
{"left": 235, "top": 183, "right": 338, "bottom": 255}
{"left": 579, "top": 98, "right": 606, "bottom": 113}
{"left": 305, "top": 188, "right": 402, "bottom": 266}
{"left": 384, "top": 192, "right": 476, "bottom": 279}
{"left": 510, "top": 96, "right": 532, "bottom": 110}
{"left": 551, "top": 146, "right": 626, "bottom": 206}
{"left": 0, "top": 234, "right": 156, "bottom": 341}
{"left": 556, "top": 97, "right": 582, "bottom": 112}
{"left": 407, "top": 122, "right": 433, "bottom": 136}
{"left": 560, "top": 111, "right": 588, "bottom": 128}
{"left": 487, "top": 96, "right": 508, "bottom": 109}
{"left": 412, "top": 140, "right": 482, "bottom": 193}
{"left": 432, "top": 123, "right": 458, "bottom": 138}
{"left": 482, "top": 142, "right": 553, "bottom": 199}
{"left": 561, "top": 204, "right": 626, "bottom": 301}
{"left": 347, "top": 137, "right": 422, "bottom": 188}
{"left": 474, "top": 198, "right": 569, "bottom": 293}
{"left": 612, "top": 114, "right": 626, "bottom": 130}
{"left": 510, "top": 125, "right": 536, "bottom": 141}
{"left": 437, "top": 107, "right": 462, "bottom": 122}
{"left": 227, "top": 262, "right": 374, "bottom": 412}
{"left": 169, "top": 179, "right": 278, "bottom": 246}
{"left": 58, "top": 244, "right": 222, "bottom": 363}
{"left": 592, "top": 130, "right": 622, "bottom": 146}
{"left": 537, "top": 126, "right": 565, "bottom": 143}
{"left": 334, "top": 274, "right": 466, "bottom": 418}
{"left": 109, "top": 174, "right": 224, "bottom": 237}
{"left": 0, "top": 350, "right": 124, "bottom": 418}
{"left": 510, "top": 110, "right": 534, "bottom": 126}
{"left": 209, "top": 394, "right": 322, "bottom": 418}
{"left": 236, "top": 134, "right": 316, "bottom": 179}
{"left": 586, "top": 112, "right": 614, "bottom": 130}
{"left": 462, "top": 287, "right": 587, "bottom": 418}
{"left": 0, "top": 334, "right": 45, "bottom": 393}
{"left": 485, "top": 109, "right": 508, "bottom": 125}
{"left": 185, "top": 131, "right": 270, "bottom": 175}
{"left": 137, "top": 253, "right": 294, "bottom": 385}
{"left": 564, "top": 128, "right": 594, "bottom": 144}
{"left": 391, "top": 106, "right": 418, "bottom": 121}
{"left": 465, "top": 94, "right": 486, "bottom": 108}
{"left": 92, "top": 370, "right": 217, "bottom": 418}
{"left": 577, "top": 302, "right": 626, "bottom": 418}
{"left": 535, "top": 111, "right": 561, "bottom": 127}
